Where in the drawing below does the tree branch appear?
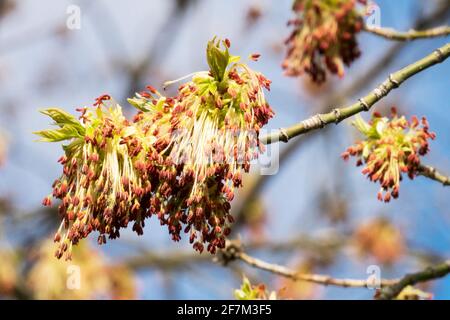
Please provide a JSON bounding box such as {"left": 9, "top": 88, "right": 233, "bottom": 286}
{"left": 364, "top": 25, "right": 450, "bottom": 41}
{"left": 418, "top": 164, "right": 450, "bottom": 186}
{"left": 219, "top": 241, "right": 398, "bottom": 288}
{"left": 220, "top": 242, "right": 450, "bottom": 298}
{"left": 377, "top": 260, "right": 450, "bottom": 300}
{"left": 260, "top": 43, "right": 450, "bottom": 144}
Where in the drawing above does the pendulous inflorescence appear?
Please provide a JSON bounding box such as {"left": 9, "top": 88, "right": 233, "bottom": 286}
{"left": 342, "top": 108, "right": 436, "bottom": 202}
{"left": 37, "top": 103, "right": 156, "bottom": 259}
{"left": 35, "top": 38, "right": 274, "bottom": 260}
{"left": 283, "top": 0, "right": 367, "bottom": 83}
{"left": 129, "top": 38, "right": 274, "bottom": 254}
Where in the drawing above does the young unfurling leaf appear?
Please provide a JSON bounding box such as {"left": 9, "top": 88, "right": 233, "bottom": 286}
{"left": 234, "top": 276, "right": 277, "bottom": 300}
{"left": 39, "top": 108, "right": 85, "bottom": 134}
{"left": 34, "top": 108, "right": 85, "bottom": 142}
{"left": 34, "top": 125, "right": 83, "bottom": 142}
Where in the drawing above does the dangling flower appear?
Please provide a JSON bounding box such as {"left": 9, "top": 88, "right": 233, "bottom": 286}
{"left": 130, "top": 38, "right": 274, "bottom": 254}
{"left": 35, "top": 98, "right": 157, "bottom": 260}
{"left": 342, "top": 108, "right": 436, "bottom": 202}
{"left": 283, "top": 0, "right": 366, "bottom": 83}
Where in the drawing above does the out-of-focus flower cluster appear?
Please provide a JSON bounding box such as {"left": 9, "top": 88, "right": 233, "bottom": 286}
{"left": 0, "top": 240, "right": 136, "bottom": 299}
{"left": 234, "top": 276, "right": 277, "bottom": 300}
{"left": 276, "top": 259, "right": 321, "bottom": 299}
{"left": 27, "top": 240, "right": 135, "bottom": 299}
{"left": 342, "top": 108, "right": 435, "bottom": 202}
{"left": 353, "top": 217, "right": 404, "bottom": 265}
{"left": 35, "top": 38, "right": 274, "bottom": 259}
{"left": 0, "top": 249, "right": 18, "bottom": 296}
{"left": 283, "top": 0, "right": 366, "bottom": 83}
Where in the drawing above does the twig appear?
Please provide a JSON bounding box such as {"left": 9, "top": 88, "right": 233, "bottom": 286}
{"left": 418, "top": 164, "right": 450, "bottom": 186}
{"left": 219, "top": 242, "right": 398, "bottom": 288}
{"left": 377, "top": 260, "right": 450, "bottom": 300}
{"left": 220, "top": 242, "right": 450, "bottom": 297}
{"left": 260, "top": 43, "right": 450, "bottom": 144}
{"left": 364, "top": 25, "right": 450, "bottom": 41}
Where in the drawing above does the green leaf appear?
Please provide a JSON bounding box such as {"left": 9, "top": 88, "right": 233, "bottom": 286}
{"left": 35, "top": 107, "right": 85, "bottom": 143}
{"left": 127, "top": 98, "right": 150, "bottom": 112}
{"left": 39, "top": 108, "right": 85, "bottom": 135}
{"left": 34, "top": 125, "right": 83, "bottom": 142}
{"left": 234, "top": 276, "right": 256, "bottom": 300}
{"left": 206, "top": 38, "right": 230, "bottom": 82}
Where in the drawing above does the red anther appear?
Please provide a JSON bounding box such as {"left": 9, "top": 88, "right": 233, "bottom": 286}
{"left": 57, "top": 156, "right": 67, "bottom": 164}
{"left": 93, "top": 94, "right": 111, "bottom": 107}
{"left": 373, "top": 111, "right": 382, "bottom": 118}
{"left": 250, "top": 53, "right": 261, "bottom": 61}
{"left": 72, "top": 196, "right": 80, "bottom": 206}
{"left": 146, "top": 85, "right": 157, "bottom": 94}
{"left": 139, "top": 91, "right": 151, "bottom": 98}
{"left": 42, "top": 196, "right": 52, "bottom": 207}
{"left": 54, "top": 233, "right": 61, "bottom": 242}
{"left": 89, "top": 153, "right": 99, "bottom": 162}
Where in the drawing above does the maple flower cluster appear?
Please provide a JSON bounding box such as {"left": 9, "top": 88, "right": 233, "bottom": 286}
{"left": 342, "top": 108, "right": 436, "bottom": 202}
{"left": 283, "top": 0, "right": 366, "bottom": 83}
{"left": 35, "top": 38, "right": 274, "bottom": 260}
